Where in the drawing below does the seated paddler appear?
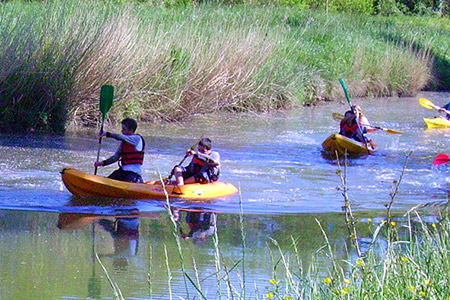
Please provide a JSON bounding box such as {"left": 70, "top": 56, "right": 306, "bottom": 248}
{"left": 339, "top": 110, "right": 366, "bottom": 143}
{"left": 171, "top": 138, "right": 220, "bottom": 186}
{"left": 94, "top": 118, "right": 145, "bottom": 183}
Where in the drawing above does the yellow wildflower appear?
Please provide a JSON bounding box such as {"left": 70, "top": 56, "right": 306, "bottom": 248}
{"left": 408, "top": 285, "right": 415, "bottom": 291}
{"left": 431, "top": 223, "right": 437, "bottom": 228}
{"left": 284, "top": 297, "right": 292, "bottom": 300}
{"left": 401, "top": 256, "right": 408, "bottom": 262}
{"left": 420, "top": 291, "right": 426, "bottom": 297}
{"left": 390, "top": 221, "right": 396, "bottom": 226}
{"left": 367, "top": 218, "right": 372, "bottom": 223}
{"left": 266, "top": 292, "right": 274, "bottom": 299}
{"left": 424, "top": 279, "right": 431, "bottom": 286}
{"left": 341, "top": 287, "right": 350, "bottom": 295}
{"left": 344, "top": 278, "right": 351, "bottom": 285}
{"left": 356, "top": 259, "right": 365, "bottom": 266}
{"left": 381, "top": 219, "right": 387, "bottom": 224}
{"left": 323, "top": 277, "right": 332, "bottom": 284}
{"left": 269, "top": 279, "right": 277, "bottom": 285}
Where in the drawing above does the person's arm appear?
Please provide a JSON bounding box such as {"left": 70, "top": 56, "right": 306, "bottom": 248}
{"left": 101, "top": 146, "right": 121, "bottom": 166}
{"left": 196, "top": 151, "right": 220, "bottom": 165}
{"left": 106, "top": 132, "right": 142, "bottom": 150}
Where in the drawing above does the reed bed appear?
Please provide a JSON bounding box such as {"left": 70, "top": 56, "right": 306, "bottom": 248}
{"left": 0, "top": 1, "right": 447, "bottom": 133}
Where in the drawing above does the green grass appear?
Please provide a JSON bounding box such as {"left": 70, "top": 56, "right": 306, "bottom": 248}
{"left": 0, "top": 1, "right": 448, "bottom": 133}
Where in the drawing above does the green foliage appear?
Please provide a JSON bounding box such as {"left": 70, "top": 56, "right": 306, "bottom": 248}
{"left": 0, "top": 1, "right": 448, "bottom": 133}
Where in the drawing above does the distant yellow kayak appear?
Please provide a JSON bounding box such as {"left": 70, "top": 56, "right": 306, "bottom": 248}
{"left": 61, "top": 168, "right": 238, "bottom": 200}
{"left": 322, "top": 133, "right": 378, "bottom": 156}
{"left": 423, "top": 117, "right": 450, "bottom": 128}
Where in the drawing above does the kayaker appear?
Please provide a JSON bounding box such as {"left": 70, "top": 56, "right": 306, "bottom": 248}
{"left": 171, "top": 137, "right": 220, "bottom": 186}
{"left": 339, "top": 110, "right": 366, "bottom": 142}
{"left": 438, "top": 101, "right": 450, "bottom": 120}
{"left": 94, "top": 118, "right": 145, "bottom": 183}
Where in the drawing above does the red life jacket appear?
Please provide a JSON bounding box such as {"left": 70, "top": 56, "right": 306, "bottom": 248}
{"left": 191, "top": 155, "right": 208, "bottom": 173}
{"left": 120, "top": 135, "right": 145, "bottom": 165}
{"left": 341, "top": 122, "right": 358, "bottom": 137}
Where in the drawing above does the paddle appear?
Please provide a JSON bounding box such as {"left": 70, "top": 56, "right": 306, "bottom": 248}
{"left": 432, "top": 153, "right": 450, "bottom": 165}
{"left": 88, "top": 222, "right": 101, "bottom": 298}
{"left": 167, "top": 136, "right": 204, "bottom": 181}
{"left": 332, "top": 112, "right": 403, "bottom": 134}
{"left": 94, "top": 85, "right": 114, "bottom": 175}
{"left": 419, "top": 98, "right": 450, "bottom": 114}
{"left": 338, "top": 78, "right": 371, "bottom": 153}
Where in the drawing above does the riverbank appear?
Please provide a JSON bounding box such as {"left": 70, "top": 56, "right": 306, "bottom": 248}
{"left": 0, "top": 1, "right": 448, "bottom": 133}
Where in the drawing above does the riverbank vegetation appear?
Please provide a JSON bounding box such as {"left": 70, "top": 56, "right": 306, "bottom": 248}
{"left": 0, "top": 1, "right": 448, "bottom": 133}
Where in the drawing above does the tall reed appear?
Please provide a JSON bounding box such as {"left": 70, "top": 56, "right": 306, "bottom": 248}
{"left": 0, "top": 1, "right": 444, "bottom": 133}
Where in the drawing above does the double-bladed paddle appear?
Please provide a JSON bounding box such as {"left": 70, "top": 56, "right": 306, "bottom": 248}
{"left": 432, "top": 153, "right": 450, "bottom": 165}
{"left": 332, "top": 112, "right": 403, "bottom": 134}
{"left": 94, "top": 85, "right": 114, "bottom": 175}
{"left": 419, "top": 98, "right": 450, "bottom": 114}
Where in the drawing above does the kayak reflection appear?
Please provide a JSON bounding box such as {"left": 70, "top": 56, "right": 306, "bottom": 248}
{"left": 57, "top": 210, "right": 140, "bottom": 271}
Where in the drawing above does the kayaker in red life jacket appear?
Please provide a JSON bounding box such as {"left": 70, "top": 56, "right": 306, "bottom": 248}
{"left": 339, "top": 110, "right": 366, "bottom": 142}
{"left": 171, "top": 138, "right": 220, "bottom": 186}
{"left": 94, "top": 118, "right": 145, "bottom": 183}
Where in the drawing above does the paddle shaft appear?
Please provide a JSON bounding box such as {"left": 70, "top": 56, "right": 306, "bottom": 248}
{"left": 419, "top": 98, "right": 450, "bottom": 114}
{"left": 94, "top": 121, "right": 105, "bottom": 175}
{"left": 332, "top": 113, "right": 402, "bottom": 134}
{"left": 431, "top": 103, "right": 450, "bottom": 114}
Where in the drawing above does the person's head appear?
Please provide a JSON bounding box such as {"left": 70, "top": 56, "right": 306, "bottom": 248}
{"left": 342, "top": 110, "right": 356, "bottom": 125}
{"left": 121, "top": 118, "right": 137, "bottom": 134}
{"left": 352, "top": 105, "right": 363, "bottom": 117}
{"left": 198, "top": 138, "right": 212, "bottom": 154}
{"left": 344, "top": 110, "right": 354, "bottom": 117}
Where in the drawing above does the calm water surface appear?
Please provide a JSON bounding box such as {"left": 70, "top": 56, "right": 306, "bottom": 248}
{"left": 0, "top": 92, "right": 448, "bottom": 299}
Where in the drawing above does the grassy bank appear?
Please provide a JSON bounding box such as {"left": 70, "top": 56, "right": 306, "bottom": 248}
{"left": 0, "top": 1, "right": 448, "bottom": 133}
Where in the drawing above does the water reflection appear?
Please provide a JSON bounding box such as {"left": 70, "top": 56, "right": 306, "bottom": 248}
{"left": 57, "top": 210, "right": 140, "bottom": 272}
{"left": 173, "top": 209, "right": 217, "bottom": 243}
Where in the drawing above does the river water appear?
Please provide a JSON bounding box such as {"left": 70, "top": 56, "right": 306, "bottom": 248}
{"left": 0, "top": 92, "right": 448, "bottom": 299}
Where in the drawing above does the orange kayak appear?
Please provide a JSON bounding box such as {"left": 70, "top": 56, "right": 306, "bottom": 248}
{"left": 61, "top": 168, "right": 238, "bottom": 200}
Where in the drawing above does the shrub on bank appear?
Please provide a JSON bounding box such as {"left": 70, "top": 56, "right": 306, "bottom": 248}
{"left": 0, "top": 1, "right": 447, "bottom": 133}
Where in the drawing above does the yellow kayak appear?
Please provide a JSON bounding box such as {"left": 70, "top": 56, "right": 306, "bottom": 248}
{"left": 61, "top": 168, "right": 238, "bottom": 200}
{"left": 322, "top": 133, "right": 378, "bottom": 156}
{"left": 423, "top": 117, "right": 450, "bottom": 128}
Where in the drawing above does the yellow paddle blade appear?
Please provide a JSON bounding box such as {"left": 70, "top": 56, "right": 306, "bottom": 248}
{"left": 332, "top": 112, "right": 344, "bottom": 121}
{"left": 419, "top": 97, "right": 437, "bottom": 110}
{"left": 384, "top": 128, "right": 403, "bottom": 134}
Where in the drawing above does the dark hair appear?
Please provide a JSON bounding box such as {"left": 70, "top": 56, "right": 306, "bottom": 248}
{"left": 199, "top": 138, "right": 212, "bottom": 150}
{"left": 122, "top": 118, "right": 137, "bottom": 132}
